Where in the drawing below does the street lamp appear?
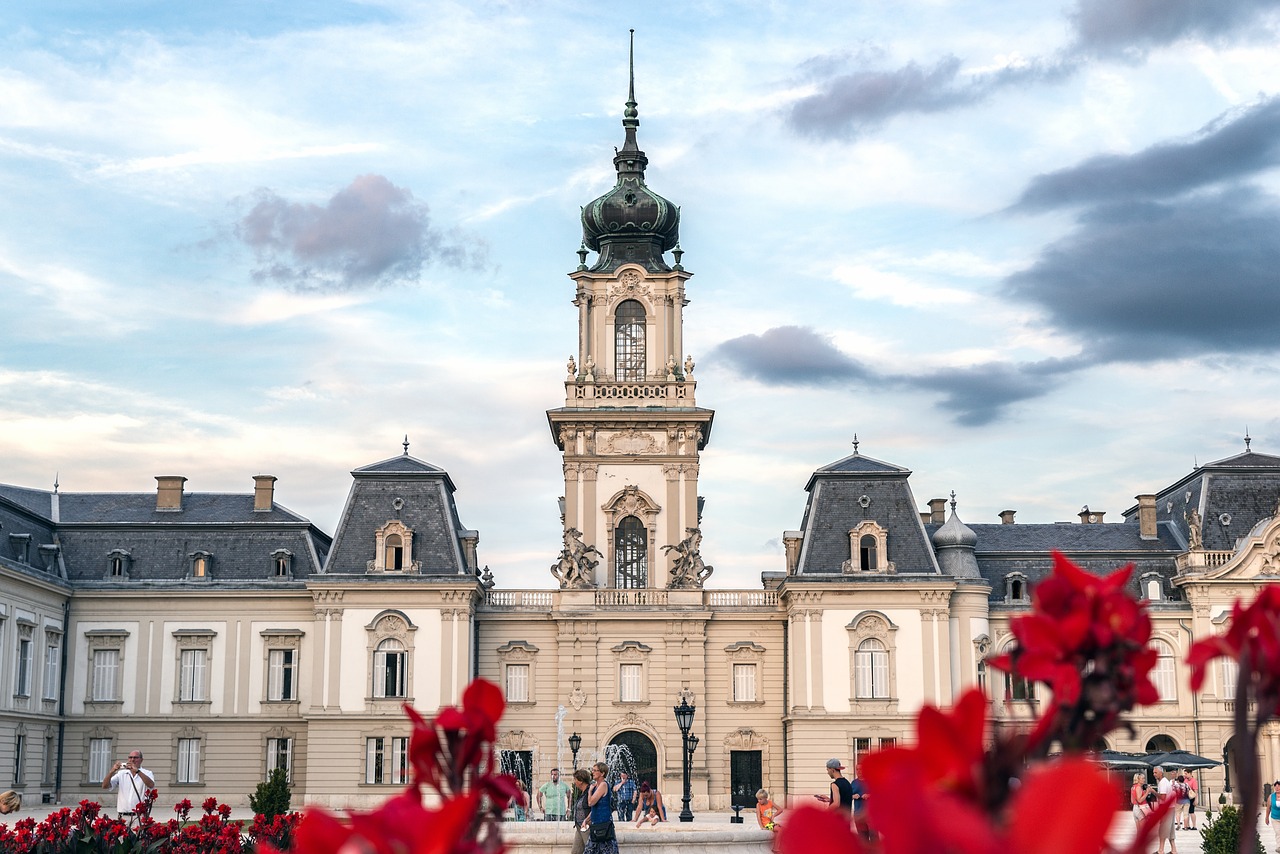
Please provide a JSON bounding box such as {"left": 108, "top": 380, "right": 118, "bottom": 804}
{"left": 1223, "top": 745, "right": 1232, "bottom": 795}
{"left": 569, "top": 732, "right": 582, "bottom": 771}
{"left": 674, "top": 697, "right": 696, "bottom": 822}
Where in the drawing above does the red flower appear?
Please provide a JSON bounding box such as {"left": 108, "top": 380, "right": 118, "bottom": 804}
{"left": 777, "top": 804, "right": 864, "bottom": 854}
{"left": 989, "top": 552, "right": 1159, "bottom": 748}
{"left": 408, "top": 678, "right": 507, "bottom": 798}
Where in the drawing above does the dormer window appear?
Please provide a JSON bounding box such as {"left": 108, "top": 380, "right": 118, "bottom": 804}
{"left": 271, "top": 549, "right": 294, "bottom": 579}
{"left": 1005, "top": 572, "right": 1029, "bottom": 603}
{"left": 9, "top": 533, "right": 31, "bottom": 564}
{"left": 842, "top": 521, "right": 892, "bottom": 574}
{"left": 106, "top": 549, "right": 132, "bottom": 580}
{"left": 371, "top": 521, "right": 416, "bottom": 574}
{"left": 1141, "top": 573, "right": 1163, "bottom": 601}
{"left": 189, "top": 551, "right": 213, "bottom": 579}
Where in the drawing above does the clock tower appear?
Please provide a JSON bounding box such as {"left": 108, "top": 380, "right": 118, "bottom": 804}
{"left": 547, "top": 37, "right": 714, "bottom": 591}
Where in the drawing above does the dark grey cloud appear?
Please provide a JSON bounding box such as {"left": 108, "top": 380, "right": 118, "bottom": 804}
{"left": 1011, "top": 97, "right": 1280, "bottom": 211}
{"left": 712, "top": 325, "right": 875, "bottom": 384}
{"left": 787, "top": 55, "right": 1076, "bottom": 140}
{"left": 1006, "top": 189, "right": 1280, "bottom": 359}
{"left": 711, "top": 326, "right": 1080, "bottom": 426}
{"left": 235, "top": 174, "right": 485, "bottom": 291}
{"left": 1070, "top": 0, "right": 1280, "bottom": 56}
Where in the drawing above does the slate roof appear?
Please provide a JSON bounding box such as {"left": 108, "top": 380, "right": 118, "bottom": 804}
{"left": 50, "top": 492, "right": 311, "bottom": 525}
{"left": 796, "top": 452, "right": 939, "bottom": 575}
{"left": 324, "top": 454, "right": 473, "bottom": 577}
{"left": 0, "top": 484, "right": 54, "bottom": 519}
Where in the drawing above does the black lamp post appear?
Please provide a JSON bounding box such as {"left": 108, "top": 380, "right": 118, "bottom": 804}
{"left": 674, "top": 697, "right": 696, "bottom": 822}
{"left": 1223, "top": 744, "right": 1232, "bottom": 795}
{"left": 569, "top": 732, "right": 582, "bottom": 771}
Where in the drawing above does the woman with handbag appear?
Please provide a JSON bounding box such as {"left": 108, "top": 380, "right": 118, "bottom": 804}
{"left": 584, "top": 762, "right": 619, "bottom": 854}
{"left": 570, "top": 769, "right": 593, "bottom": 854}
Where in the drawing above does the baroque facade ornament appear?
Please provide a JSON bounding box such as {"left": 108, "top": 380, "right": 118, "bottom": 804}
{"left": 599, "top": 429, "right": 663, "bottom": 455}
{"left": 609, "top": 270, "right": 651, "bottom": 303}
{"left": 550, "top": 527, "right": 600, "bottom": 589}
{"left": 664, "top": 527, "right": 714, "bottom": 589}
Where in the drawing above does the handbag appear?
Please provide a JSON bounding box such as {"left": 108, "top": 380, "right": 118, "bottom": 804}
{"left": 589, "top": 820, "right": 616, "bottom": 842}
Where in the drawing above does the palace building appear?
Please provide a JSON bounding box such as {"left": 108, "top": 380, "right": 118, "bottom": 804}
{"left": 3, "top": 62, "right": 1280, "bottom": 813}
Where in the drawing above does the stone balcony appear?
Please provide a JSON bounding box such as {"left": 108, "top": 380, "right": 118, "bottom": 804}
{"left": 1175, "top": 550, "right": 1234, "bottom": 573}
{"left": 564, "top": 378, "right": 696, "bottom": 408}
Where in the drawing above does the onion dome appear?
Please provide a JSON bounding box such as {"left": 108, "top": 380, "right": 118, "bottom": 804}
{"left": 580, "top": 31, "right": 680, "bottom": 273}
{"left": 933, "top": 493, "right": 981, "bottom": 578}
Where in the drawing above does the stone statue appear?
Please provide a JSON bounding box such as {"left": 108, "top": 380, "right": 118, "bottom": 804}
{"left": 666, "top": 355, "right": 677, "bottom": 381}
{"left": 1186, "top": 507, "right": 1203, "bottom": 551}
{"left": 663, "top": 527, "right": 714, "bottom": 589}
{"left": 584, "top": 355, "right": 595, "bottom": 382}
{"left": 567, "top": 355, "right": 577, "bottom": 379}
{"left": 550, "top": 528, "right": 601, "bottom": 589}
{"left": 684, "top": 354, "right": 695, "bottom": 377}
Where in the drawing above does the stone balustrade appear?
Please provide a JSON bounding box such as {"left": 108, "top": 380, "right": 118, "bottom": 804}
{"left": 482, "top": 589, "right": 780, "bottom": 610}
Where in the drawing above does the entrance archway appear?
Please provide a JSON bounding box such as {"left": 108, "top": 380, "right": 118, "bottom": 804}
{"left": 1146, "top": 734, "right": 1178, "bottom": 753}
{"left": 608, "top": 731, "right": 658, "bottom": 790}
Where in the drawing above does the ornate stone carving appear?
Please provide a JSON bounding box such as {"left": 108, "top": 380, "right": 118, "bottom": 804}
{"left": 569, "top": 686, "right": 587, "bottom": 711}
{"left": 599, "top": 429, "right": 663, "bottom": 455}
{"left": 1187, "top": 507, "right": 1203, "bottom": 551}
{"left": 566, "top": 355, "right": 576, "bottom": 379}
{"left": 664, "top": 527, "right": 714, "bottom": 589}
{"left": 550, "top": 528, "right": 600, "bottom": 589}
{"left": 677, "top": 687, "right": 695, "bottom": 705}
{"left": 609, "top": 270, "right": 651, "bottom": 303}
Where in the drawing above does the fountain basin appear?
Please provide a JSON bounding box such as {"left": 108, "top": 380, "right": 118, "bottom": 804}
{"left": 503, "top": 820, "right": 774, "bottom": 854}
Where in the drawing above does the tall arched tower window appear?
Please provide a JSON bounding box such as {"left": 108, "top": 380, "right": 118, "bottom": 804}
{"left": 615, "top": 515, "right": 647, "bottom": 588}
{"left": 614, "top": 299, "right": 646, "bottom": 381}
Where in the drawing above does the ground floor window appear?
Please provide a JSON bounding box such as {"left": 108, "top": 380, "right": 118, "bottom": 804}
{"left": 366, "top": 736, "right": 408, "bottom": 785}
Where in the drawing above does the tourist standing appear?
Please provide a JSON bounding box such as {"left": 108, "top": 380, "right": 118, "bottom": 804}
{"left": 101, "top": 749, "right": 155, "bottom": 823}
{"left": 1173, "top": 774, "right": 1190, "bottom": 830}
{"left": 848, "top": 764, "right": 871, "bottom": 838}
{"left": 584, "top": 762, "right": 618, "bottom": 854}
{"left": 1131, "top": 772, "right": 1154, "bottom": 827}
{"left": 1153, "top": 766, "right": 1177, "bottom": 854}
{"left": 570, "top": 768, "right": 592, "bottom": 854}
{"left": 613, "top": 771, "right": 637, "bottom": 822}
{"left": 537, "top": 768, "right": 572, "bottom": 821}
{"left": 1183, "top": 770, "right": 1198, "bottom": 830}
{"left": 816, "top": 758, "right": 854, "bottom": 816}
{"left": 1265, "top": 780, "right": 1280, "bottom": 854}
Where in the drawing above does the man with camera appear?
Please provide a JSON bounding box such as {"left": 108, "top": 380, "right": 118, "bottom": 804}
{"left": 102, "top": 750, "right": 155, "bottom": 822}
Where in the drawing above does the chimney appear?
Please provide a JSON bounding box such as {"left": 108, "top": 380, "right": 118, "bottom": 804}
{"left": 155, "top": 476, "right": 187, "bottom": 511}
{"left": 1136, "top": 494, "right": 1158, "bottom": 540}
{"left": 460, "top": 530, "right": 480, "bottom": 571}
{"left": 1078, "top": 506, "right": 1105, "bottom": 524}
{"left": 928, "top": 498, "right": 947, "bottom": 525}
{"left": 920, "top": 512, "right": 931, "bottom": 525}
{"left": 999, "top": 510, "right": 1016, "bottom": 525}
{"left": 783, "top": 531, "right": 803, "bottom": 574}
{"left": 253, "top": 475, "right": 277, "bottom": 512}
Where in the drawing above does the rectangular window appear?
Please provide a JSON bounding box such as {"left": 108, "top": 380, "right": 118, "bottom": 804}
{"left": 1221, "top": 658, "right": 1239, "bottom": 698}
{"left": 89, "top": 738, "right": 113, "bottom": 782}
{"left": 13, "top": 734, "right": 25, "bottom": 784}
{"left": 42, "top": 735, "right": 54, "bottom": 784}
{"left": 43, "top": 639, "right": 60, "bottom": 701}
{"left": 92, "top": 649, "right": 120, "bottom": 702}
{"left": 852, "top": 737, "right": 872, "bottom": 767}
{"left": 619, "top": 663, "right": 642, "bottom": 703}
{"left": 733, "top": 663, "right": 757, "bottom": 702}
{"left": 267, "top": 649, "right": 296, "bottom": 701}
{"left": 179, "top": 649, "right": 207, "bottom": 702}
{"left": 177, "top": 738, "right": 201, "bottom": 783}
{"left": 266, "top": 737, "right": 293, "bottom": 782}
{"left": 16, "top": 637, "right": 33, "bottom": 696}
{"left": 506, "top": 664, "right": 529, "bottom": 703}
{"left": 365, "top": 736, "right": 409, "bottom": 784}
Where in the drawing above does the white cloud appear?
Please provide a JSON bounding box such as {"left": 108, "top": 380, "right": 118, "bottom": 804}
{"left": 830, "top": 263, "right": 975, "bottom": 307}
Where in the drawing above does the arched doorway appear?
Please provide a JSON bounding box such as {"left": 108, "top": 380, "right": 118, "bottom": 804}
{"left": 1146, "top": 734, "right": 1178, "bottom": 753}
{"left": 608, "top": 731, "right": 658, "bottom": 791}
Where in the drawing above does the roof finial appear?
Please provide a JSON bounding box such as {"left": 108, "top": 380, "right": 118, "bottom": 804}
{"left": 949, "top": 490, "right": 957, "bottom": 512}
{"left": 1245, "top": 426, "right": 1252, "bottom": 452}
{"left": 626, "top": 29, "right": 637, "bottom": 121}
{"left": 53, "top": 472, "right": 59, "bottom": 494}
{"left": 851, "top": 433, "right": 860, "bottom": 455}
{"left": 403, "top": 435, "right": 410, "bottom": 455}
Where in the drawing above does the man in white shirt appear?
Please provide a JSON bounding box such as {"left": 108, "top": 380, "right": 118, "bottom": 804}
{"left": 102, "top": 750, "right": 155, "bottom": 821}
{"left": 1153, "top": 766, "right": 1178, "bottom": 854}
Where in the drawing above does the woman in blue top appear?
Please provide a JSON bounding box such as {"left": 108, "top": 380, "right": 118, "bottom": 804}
{"left": 585, "top": 762, "right": 618, "bottom": 854}
{"left": 1265, "top": 779, "right": 1280, "bottom": 853}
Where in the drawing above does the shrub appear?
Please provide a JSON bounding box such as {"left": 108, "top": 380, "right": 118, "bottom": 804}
{"left": 1199, "top": 804, "right": 1264, "bottom": 854}
{"left": 250, "top": 768, "right": 292, "bottom": 820}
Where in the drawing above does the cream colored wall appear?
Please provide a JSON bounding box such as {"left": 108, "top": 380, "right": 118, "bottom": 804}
{"left": 818, "top": 607, "right": 924, "bottom": 714}
{"left": 158, "top": 620, "right": 227, "bottom": 714}
{"left": 337, "top": 607, "right": 445, "bottom": 712}
{"left": 246, "top": 620, "right": 314, "bottom": 712}
{"left": 70, "top": 621, "right": 143, "bottom": 716}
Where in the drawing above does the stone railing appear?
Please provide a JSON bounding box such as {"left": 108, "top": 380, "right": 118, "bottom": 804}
{"left": 564, "top": 379, "right": 694, "bottom": 406}
{"left": 1175, "top": 550, "right": 1234, "bottom": 573}
{"left": 481, "top": 589, "right": 781, "bottom": 610}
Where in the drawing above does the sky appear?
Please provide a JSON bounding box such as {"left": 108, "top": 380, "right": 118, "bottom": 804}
{"left": 3, "top": 0, "right": 1280, "bottom": 589}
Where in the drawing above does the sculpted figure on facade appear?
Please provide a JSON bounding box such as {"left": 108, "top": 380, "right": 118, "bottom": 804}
{"left": 684, "top": 354, "right": 695, "bottom": 377}
{"left": 664, "top": 527, "right": 714, "bottom": 589}
{"left": 1187, "top": 507, "right": 1203, "bottom": 551}
{"left": 551, "top": 527, "right": 601, "bottom": 589}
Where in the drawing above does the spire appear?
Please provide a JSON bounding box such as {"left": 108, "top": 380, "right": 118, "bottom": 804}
{"left": 949, "top": 490, "right": 957, "bottom": 512}
{"left": 851, "top": 434, "right": 860, "bottom": 455}
{"left": 1245, "top": 426, "right": 1252, "bottom": 452}
{"left": 403, "top": 435, "right": 410, "bottom": 455}
{"left": 621, "top": 29, "right": 640, "bottom": 152}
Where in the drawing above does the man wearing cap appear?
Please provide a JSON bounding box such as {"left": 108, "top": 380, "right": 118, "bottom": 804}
{"left": 817, "top": 758, "right": 854, "bottom": 815}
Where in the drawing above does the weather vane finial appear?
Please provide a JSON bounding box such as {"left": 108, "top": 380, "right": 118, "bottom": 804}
{"left": 950, "top": 490, "right": 957, "bottom": 512}
{"left": 403, "top": 435, "right": 410, "bottom": 455}
{"left": 1245, "top": 426, "right": 1252, "bottom": 452}
{"left": 852, "top": 433, "right": 860, "bottom": 455}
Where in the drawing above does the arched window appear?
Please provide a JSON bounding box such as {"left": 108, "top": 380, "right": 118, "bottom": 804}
{"left": 1006, "top": 671, "right": 1035, "bottom": 701}
{"left": 859, "top": 535, "right": 878, "bottom": 571}
{"left": 374, "top": 638, "right": 406, "bottom": 698}
{"left": 614, "top": 515, "right": 647, "bottom": 589}
{"left": 854, "top": 638, "right": 889, "bottom": 699}
{"left": 614, "top": 299, "right": 646, "bottom": 381}
{"left": 385, "top": 534, "right": 403, "bottom": 571}
{"left": 1152, "top": 639, "right": 1177, "bottom": 701}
